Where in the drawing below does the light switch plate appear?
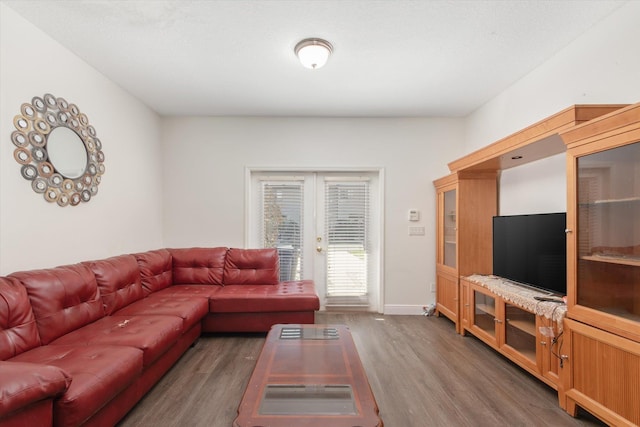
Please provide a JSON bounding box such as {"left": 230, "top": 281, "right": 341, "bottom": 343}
{"left": 408, "top": 226, "right": 425, "bottom": 236}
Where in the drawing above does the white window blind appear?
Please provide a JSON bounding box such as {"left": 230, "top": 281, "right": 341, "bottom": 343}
{"left": 324, "top": 180, "right": 370, "bottom": 304}
{"left": 260, "top": 181, "right": 304, "bottom": 282}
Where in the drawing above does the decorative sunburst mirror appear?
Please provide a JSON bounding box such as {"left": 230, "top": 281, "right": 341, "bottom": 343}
{"left": 11, "top": 94, "right": 105, "bottom": 206}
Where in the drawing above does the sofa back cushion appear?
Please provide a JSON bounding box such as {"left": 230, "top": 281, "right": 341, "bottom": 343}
{"left": 0, "top": 277, "right": 41, "bottom": 360}
{"left": 169, "top": 247, "right": 227, "bottom": 286}
{"left": 86, "top": 254, "right": 144, "bottom": 315}
{"left": 9, "top": 264, "right": 103, "bottom": 345}
{"left": 223, "top": 248, "right": 280, "bottom": 285}
{"left": 134, "top": 249, "right": 172, "bottom": 295}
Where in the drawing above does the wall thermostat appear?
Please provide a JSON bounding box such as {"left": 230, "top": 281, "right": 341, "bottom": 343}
{"left": 409, "top": 209, "right": 420, "bottom": 221}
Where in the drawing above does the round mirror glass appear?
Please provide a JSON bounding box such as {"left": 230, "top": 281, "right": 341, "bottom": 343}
{"left": 47, "top": 126, "right": 87, "bottom": 179}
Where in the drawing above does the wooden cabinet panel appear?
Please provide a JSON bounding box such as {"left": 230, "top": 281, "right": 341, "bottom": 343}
{"left": 460, "top": 278, "right": 471, "bottom": 331}
{"left": 564, "top": 319, "right": 640, "bottom": 426}
{"left": 435, "top": 270, "right": 458, "bottom": 329}
{"left": 538, "top": 315, "right": 561, "bottom": 385}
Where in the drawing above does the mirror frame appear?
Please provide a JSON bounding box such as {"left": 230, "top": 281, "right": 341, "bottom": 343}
{"left": 11, "top": 93, "right": 105, "bottom": 206}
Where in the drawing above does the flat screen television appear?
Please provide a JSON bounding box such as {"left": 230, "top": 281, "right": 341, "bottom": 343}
{"left": 492, "top": 212, "right": 567, "bottom": 295}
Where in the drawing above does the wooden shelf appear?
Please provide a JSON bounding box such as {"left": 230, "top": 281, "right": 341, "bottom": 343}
{"left": 476, "top": 303, "right": 495, "bottom": 316}
{"left": 581, "top": 254, "right": 640, "bottom": 267}
{"left": 506, "top": 318, "right": 536, "bottom": 336}
{"left": 593, "top": 196, "right": 640, "bottom": 204}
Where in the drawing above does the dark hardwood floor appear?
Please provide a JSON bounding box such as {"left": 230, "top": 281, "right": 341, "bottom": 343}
{"left": 118, "top": 312, "right": 605, "bottom": 427}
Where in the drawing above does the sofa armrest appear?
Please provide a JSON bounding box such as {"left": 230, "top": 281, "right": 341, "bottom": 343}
{"left": 0, "top": 361, "right": 70, "bottom": 418}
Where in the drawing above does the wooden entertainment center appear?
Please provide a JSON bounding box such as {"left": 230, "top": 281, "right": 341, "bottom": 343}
{"left": 434, "top": 103, "right": 640, "bottom": 426}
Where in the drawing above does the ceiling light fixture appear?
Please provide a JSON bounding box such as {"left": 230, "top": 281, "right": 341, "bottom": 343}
{"left": 294, "top": 38, "right": 333, "bottom": 69}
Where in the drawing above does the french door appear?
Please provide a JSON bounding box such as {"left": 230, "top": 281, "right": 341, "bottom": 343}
{"left": 248, "top": 170, "right": 382, "bottom": 312}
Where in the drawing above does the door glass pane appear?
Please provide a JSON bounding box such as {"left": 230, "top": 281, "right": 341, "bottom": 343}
{"left": 325, "top": 181, "right": 369, "bottom": 303}
{"left": 505, "top": 304, "right": 536, "bottom": 361}
{"left": 444, "top": 189, "right": 456, "bottom": 268}
{"left": 261, "top": 182, "right": 304, "bottom": 281}
{"left": 576, "top": 142, "right": 640, "bottom": 321}
{"left": 474, "top": 291, "right": 495, "bottom": 337}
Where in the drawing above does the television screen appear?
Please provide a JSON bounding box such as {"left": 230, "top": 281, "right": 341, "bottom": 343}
{"left": 492, "top": 212, "right": 567, "bottom": 295}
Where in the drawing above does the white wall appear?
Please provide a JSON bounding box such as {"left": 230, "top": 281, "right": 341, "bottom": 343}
{"left": 0, "top": 4, "right": 164, "bottom": 274}
{"left": 161, "top": 117, "right": 464, "bottom": 313}
{"left": 464, "top": 1, "right": 640, "bottom": 215}
{"left": 499, "top": 153, "right": 566, "bottom": 216}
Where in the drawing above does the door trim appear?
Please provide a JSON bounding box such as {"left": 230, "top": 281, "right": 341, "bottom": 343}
{"left": 245, "top": 166, "right": 385, "bottom": 313}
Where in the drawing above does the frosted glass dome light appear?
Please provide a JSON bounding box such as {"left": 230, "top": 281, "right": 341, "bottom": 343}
{"left": 294, "top": 38, "right": 333, "bottom": 69}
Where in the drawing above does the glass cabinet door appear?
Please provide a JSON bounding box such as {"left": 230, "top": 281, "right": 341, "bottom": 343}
{"left": 443, "top": 189, "right": 456, "bottom": 268}
{"left": 576, "top": 141, "right": 640, "bottom": 322}
{"left": 504, "top": 304, "right": 536, "bottom": 362}
{"left": 473, "top": 290, "right": 496, "bottom": 338}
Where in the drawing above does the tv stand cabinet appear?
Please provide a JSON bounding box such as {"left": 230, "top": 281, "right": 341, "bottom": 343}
{"left": 433, "top": 104, "right": 629, "bottom": 420}
{"left": 434, "top": 105, "right": 623, "bottom": 335}
{"left": 461, "top": 275, "right": 566, "bottom": 402}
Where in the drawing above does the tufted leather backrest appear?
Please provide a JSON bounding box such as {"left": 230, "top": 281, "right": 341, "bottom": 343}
{"left": 169, "top": 247, "right": 227, "bottom": 286}
{"left": 134, "top": 249, "right": 173, "bottom": 296}
{"left": 85, "top": 254, "right": 144, "bottom": 315}
{"left": 9, "top": 264, "right": 103, "bottom": 345}
{"left": 0, "top": 277, "right": 41, "bottom": 360}
{"left": 223, "top": 248, "right": 280, "bottom": 285}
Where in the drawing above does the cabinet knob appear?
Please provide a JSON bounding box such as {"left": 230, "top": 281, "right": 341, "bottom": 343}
{"left": 494, "top": 318, "right": 502, "bottom": 324}
{"left": 540, "top": 341, "right": 547, "bottom": 346}
{"left": 560, "top": 354, "right": 569, "bottom": 360}
{"left": 564, "top": 229, "right": 572, "bottom": 234}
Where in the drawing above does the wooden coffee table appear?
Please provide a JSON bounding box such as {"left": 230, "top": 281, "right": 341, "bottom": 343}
{"left": 234, "top": 324, "right": 383, "bottom": 427}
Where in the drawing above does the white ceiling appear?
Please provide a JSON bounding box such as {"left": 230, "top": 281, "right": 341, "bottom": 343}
{"left": 4, "top": 0, "right": 626, "bottom": 117}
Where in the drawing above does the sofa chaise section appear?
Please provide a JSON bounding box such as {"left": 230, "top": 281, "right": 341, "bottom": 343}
{"left": 204, "top": 248, "right": 320, "bottom": 332}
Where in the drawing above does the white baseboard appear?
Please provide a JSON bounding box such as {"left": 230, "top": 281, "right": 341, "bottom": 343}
{"left": 383, "top": 304, "right": 425, "bottom": 315}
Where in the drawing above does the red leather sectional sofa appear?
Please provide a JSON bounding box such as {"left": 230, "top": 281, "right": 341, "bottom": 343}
{"left": 0, "top": 247, "right": 319, "bottom": 427}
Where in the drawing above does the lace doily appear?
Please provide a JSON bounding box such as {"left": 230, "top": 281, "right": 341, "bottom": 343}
{"left": 465, "top": 274, "right": 567, "bottom": 327}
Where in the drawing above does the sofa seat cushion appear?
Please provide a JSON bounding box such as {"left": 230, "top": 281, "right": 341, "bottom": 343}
{"left": 0, "top": 361, "right": 70, "bottom": 419}
{"left": 0, "top": 277, "right": 41, "bottom": 360}
{"left": 85, "top": 254, "right": 144, "bottom": 315}
{"left": 169, "top": 247, "right": 228, "bottom": 285}
{"left": 134, "top": 249, "right": 173, "bottom": 296}
{"left": 114, "top": 294, "right": 209, "bottom": 331}
{"left": 49, "top": 315, "right": 182, "bottom": 367}
{"left": 10, "top": 345, "right": 142, "bottom": 427}
{"left": 223, "top": 248, "right": 280, "bottom": 285}
{"left": 210, "top": 281, "right": 320, "bottom": 313}
{"left": 9, "top": 263, "right": 104, "bottom": 345}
